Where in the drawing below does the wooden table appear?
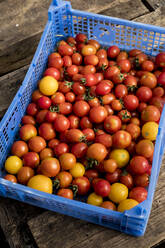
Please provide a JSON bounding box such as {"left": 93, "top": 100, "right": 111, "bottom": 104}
{"left": 0, "top": 0, "right": 165, "bottom": 247}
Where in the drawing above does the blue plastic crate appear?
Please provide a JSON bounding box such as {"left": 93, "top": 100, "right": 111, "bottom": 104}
{"left": 0, "top": 0, "right": 165, "bottom": 236}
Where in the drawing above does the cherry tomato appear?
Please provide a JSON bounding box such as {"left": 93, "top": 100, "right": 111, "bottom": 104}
{"left": 63, "top": 55, "right": 72, "bottom": 67}
{"left": 73, "top": 176, "right": 90, "bottom": 195}
{"left": 72, "top": 82, "right": 86, "bottom": 95}
{"left": 67, "top": 65, "right": 79, "bottom": 76}
{"left": 38, "top": 123, "right": 56, "bottom": 140}
{"left": 141, "top": 60, "right": 154, "bottom": 71}
{"left": 75, "top": 33, "right": 87, "bottom": 43}
{"left": 124, "top": 75, "right": 137, "bottom": 91}
{"left": 103, "top": 159, "right": 117, "bottom": 173}
{"left": 141, "top": 105, "right": 160, "bottom": 122}
{"left": 23, "top": 152, "right": 40, "bottom": 168}
{"left": 82, "top": 128, "right": 95, "bottom": 142}
{"left": 28, "top": 136, "right": 46, "bottom": 153}
{"left": 82, "top": 65, "right": 96, "bottom": 74}
{"left": 158, "top": 72, "right": 165, "bottom": 86}
{"left": 36, "top": 110, "right": 48, "bottom": 123}
{"left": 104, "top": 115, "right": 121, "bottom": 133}
{"left": 87, "top": 143, "right": 107, "bottom": 162}
{"left": 22, "top": 115, "right": 36, "bottom": 125}
{"left": 95, "top": 72, "right": 104, "bottom": 83}
{"left": 134, "top": 173, "right": 149, "bottom": 187}
{"left": 81, "top": 74, "right": 97, "bottom": 87}
{"left": 51, "top": 92, "right": 65, "bottom": 105}
{"left": 72, "top": 53, "right": 82, "bottom": 65}
{"left": 32, "top": 90, "right": 43, "bottom": 103}
{"left": 81, "top": 45, "right": 96, "bottom": 56}
{"left": 94, "top": 179, "right": 111, "bottom": 197}
{"left": 112, "top": 130, "right": 132, "bottom": 149}
{"left": 105, "top": 66, "right": 120, "bottom": 80}
{"left": 4, "top": 174, "right": 17, "bottom": 183}
{"left": 136, "top": 139, "right": 154, "bottom": 158}
{"left": 55, "top": 171, "right": 73, "bottom": 188}
{"left": 58, "top": 44, "right": 73, "bottom": 56}
{"left": 11, "top": 141, "right": 28, "bottom": 158}
{"left": 95, "top": 80, "right": 113, "bottom": 95}
{"left": 123, "top": 95, "right": 139, "bottom": 111}
{"left": 54, "top": 143, "right": 69, "bottom": 157}
{"left": 59, "top": 153, "right": 76, "bottom": 170}
{"left": 108, "top": 183, "right": 128, "bottom": 203}
{"left": 71, "top": 142, "right": 88, "bottom": 158}
{"left": 115, "top": 84, "right": 128, "bottom": 98}
{"left": 129, "top": 49, "right": 141, "bottom": 57}
{"left": 80, "top": 116, "right": 93, "bottom": 129}
{"left": 96, "top": 49, "right": 107, "bottom": 59}
{"left": 136, "top": 86, "right": 152, "bottom": 102}
{"left": 70, "top": 163, "right": 85, "bottom": 178}
{"left": 116, "top": 51, "right": 128, "bottom": 62}
{"left": 153, "top": 86, "right": 164, "bottom": 97}
{"left": 54, "top": 114, "right": 70, "bottom": 132}
{"left": 101, "top": 201, "right": 116, "bottom": 210}
{"left": 130, "top": 117, "right": 140, "bottom": 126}
{"left": 87, "top": 192, "right": 103, "bottom": 206}
{"left": 38, "top": 96, "right": 51, "bottom": 109}
{"left": 117, "top": 59, "right": 131, "bottom": 73}
{"left": 58, "top": 81, "right": 72, "bottom": 94}
{"left": 48, "top": 139, "right": 60, "bottom": 149}
{"left": 26, "top": 103, "right": 38, "bottom": 116}
{"left": 84, "top": 55, "right": 99, "bottom": 66}
{"left": 105, "top": 169, "right": 122, "bottom": 183}
{"left": 57, "top": 188, "right": 73, "bottom": 199}
{"left": 134, "top": 53, "right": 147, "bottom": 66}
{"left": 84, "top": 169, "right": 98, "bottom": 181}
{"left": 101, "top": 93, "right": 115, "bottom": 105}
{"left": 137, "top": 102, "right": 147, "bottom": 113}
{"left": 44, "top": 67, "right": 60, "bottom": 80}
{"left": 89, "top": 106, "right": 107, "bottom": 123}
{"left": 125, "top": 123, "right": 140, "bottom": 140}
{"left": 73, "top": 100, "right": 90, "bottom": 117}
{"left": 65, "top": 92, "right": 75, "bottom": 102}
{"left": 107, "top": 45, "right": 120, "bottom": 58}
{"left": 155, "top": 52, "right": 165, "bottom": 68}
{"left": 98, "top": 58, "right": 108, "bottom": 70}
{"left": 66, "top": 129, "right": 85, "bottom": 143}
{"left": 40, "top": 148, "right": 54, "bottom": 160}
{"left": 95, "top": 133, "right": 112, "bottom": 148}
{"left": 129, "top": 156, "right": 149, "bottom": 175}
{"left": 17, "top": 167, "right": 34, "bottom": 185}
{"left": 111, "top": 99, "right": 123, "bottom": 111}
{"left": 129, "top": 187, "right": 147, "bottom": 203}
{"left": 119, "top": 171, "right": 133, "bottom": 189}
{"left": 48, "top": 57, "right": 63, "bottom": 69}
{"left": 140, "top": 72, "right": 157, "bottom": 89}
{"left": 68, "top": 115, "right": 79, "bottom": 129}
{"left": 28, "top": 175, "right": 53, "bottom": 194}
{"left": 19, "top": 124, "right": 37, "bottom": 141}
{"left": 45, "top": 110, "right": 57, "bottom": 123}
{"left": 88, "top": 97, "right": 100, "bottom": 108}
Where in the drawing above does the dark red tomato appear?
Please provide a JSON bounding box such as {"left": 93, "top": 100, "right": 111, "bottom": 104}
{"left": 72, "top": 73, "right": 83, "bottom": 81}
{"left": 96, "top": 49, "right": 107, "bottom": 59}
{"left": 124, "top": 75, "right": 137, "bottom": 91}
{"left": 68, "top": 115, "right": 79, "bottom": 129}
{"left": 48, "top": 57, "right": 63, "bottom": 69}
{"left": 135, "top": 53, "right": 147, "bottom": 66}
{"left": 22, "top": 115, "right": 36, "bottom": 125}
{"left": 140, "top": 72, "right": 157, "bottom": 89}
{"left": 95, "top": 73, "right": 104, "bottom": 83}
{"left": 58, "top": 44, "right": 73, "bottom": 56}
{"left": 155, "top": 52, "right": 165, "bottom": 68}
{"left": 104, "top": 66, "right": 120, "bottom": 80}
{"left": 149, "top": 96, "right": 165, "bottom": 112}
{"left": 75, "top": 94, "right": 86, "bottom": 102}
{"left": 48, "top": 139, "right": 60, "bottom": 149}
{"left": 108, "top": 60, "right": 116, "bottom": 67}
{"left": 111, "top": 99, "right": 123, "bottom": 111}
{"left": 65, "top": 92, "right": 75, "bottom": 103}
{"left": 127, "top": 141, "right": 136, "bottom": 155}
{"left": 118, "top": 110, "right": 131, "bottom": 123}
{"left": 94, "top": 179, "right": 110, "bottom": 197}
{"left": 44, "top": 67, "right": 60, "bottom": 80}
{"left": 154, "top": 70, "right": 162, "bottom": 79}
{"left": 80, "top": 116, "right": 93, "bottom": 129}
{"left": 67, "top": 36, "right": 76, "bottom": 45}
{"left": 51, "top": 92, "right": 65, "bottom": 105}
{"left": 72, "top": 176, "right": 90, "bottom": 195}
{"left": 134, "top": 173, "right": 149, "bottom": 187}
{"left": 54, "top": 114, "right": 70, "bottom": 132}
{"left": 158, "top": 72, "right": 165, "bottom": 86}
{"left": 141, "top": 105, "right": 160, "bottom": 122}
{"left": 88, "top": 97, "right": 100, "bottom": 108}
{"left": 73, "top": 100, "right": 90, "bottom": 117}
{"left": 104, "top": 105, "right": 114, "bottom": 115}
{"left": 112, "top": 73, "right": 124, "bottom": 84}
{"left": 77, "top": 43, "right": 85, "bottom": 53}
{"left": 136, "top": 86, "right": 152, "bottom": 102}
{"left": 58, "top": 102, "right": 72, "bottom": 115}
{"left": 58, "top": 81, "right": 72, "bottom": 94}
{"left": 112, "top": 130, "right": 132, "bottom": 149}
{"left": 107, "top": 45, "right": 120, "bottom": 58}
{"left": 84, "top": 55, "right": 99, "bottom": 66}
{"left": 102, "top": 93, "right": 115, "bottom": 105}
{"left": 123, "top": 95, "right": 139, "bottom": 111}
{"left": 89, "top": 106, "right": 108, "bottom": 123}
{"left": 104, "top": 115, "right": 121, "bottom": 133}
{"left": 141, "top": 60, "right": 154, "bottom": 72}
{"left": 95, "top": 80, "right": 113, "bottom": 95}
{"left": 81, "top": 74, "right": 97, "bottom": 87}
{"left": 129, "top": 49, "right": 142, "bottom": 57}
{"left": 82, "top": 65, "right": 96, "bottom": 74}
{"left": 71, "top": 142, "right": 88, "bottom": 158}
{"left": 117, "top": 59, "right": 131, "bottom": 73}
{"left": 129, "top": 187, "right": 147, "bottom": 203}
{"left": 92, "top": 177, "right": 102, "bottom": 188}
{"left": 59, "top": 131, "right": 68, "bottom": 143}
{"left": 63, "top": 55, "right": 72, "bottom": 67}
{"left": 75, "top": 33, "right": 87, "bottom": 43}
{"left": 45, "top": 110, "right": 57, "bottom": 122}
{"left": 119, "top": 172, "right": 133, "bottom": 189}
{"left": 115, "top": 84, "right": 128, "bottom": 98}
{"left": 57, "top": 188, "right": 73, "bottom": 199}
{"left": 129, "top": 156, "right": 149, "bottom": 175}
{"left": 97, "top": 58, "right": 109, "bottom": 71}
{"left": 54, "top": 143, "right": 69, "bottom": 157}
{"left": 105, "top": 169, "right": 122, "bottom": 183}
{"left": 38, "top": 96, "right": 51, "bottom": 109}
{"left": 26, "top": 103, "right": 38, "bottom": 116}
{"left": 67, "top": 65, "right": 79, "bottom": 76}
{"left": 72, "top": 53, "right": 82, "bottom": 65}
{"left": 32, "top": 90, "right": 43, "bottom": 103}
{"left": 72, "top": 82, "right": 86, "bottom": 95}
{"left": 147, "top": 165, "right": 152, "bottom": 176}
{"left": 153, "top": 87, "right": 164, "bottom": 97}
{"left": 116, "top": 51, "right": 128, "bottom": 62}
{"left": 95, "top": 133, "right": 112, "bottom": 148}
{"left": 66, "top": 129, "right": 85, "bottom": 143}
{"left": 84, "top": 169, "right": 98, "bottom": 181}
{"left": 82, "top": 128, "right": 95, "bottom": 141}
{"left": 36, "top": 110, "right": 48, "bottom": 123}
{"left": 137, "top": 102, "right": 147, "bottom": 113}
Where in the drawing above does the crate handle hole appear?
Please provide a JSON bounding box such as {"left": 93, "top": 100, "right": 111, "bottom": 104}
{"left": 99, "top": 27, "right": 110, "bottom": 37}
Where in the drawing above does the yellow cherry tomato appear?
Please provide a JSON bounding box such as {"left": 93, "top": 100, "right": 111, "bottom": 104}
{"left": 142, "top": 121, "right": 158, "bottom": 141}
{"left": 117, "top": 199, "right": 139, "bottom": 212}
{"left": 5, "top": 156, "right": 23, "bottom": 174}
{"left": 87, "top": 192, "right": 103, "bottom": 206}
{"left": 81, "top": 45, "right": 97, "bottom": 56}
{"left": 108, "top": 183, "right": 128, "bottom": 203}
{"left": 39, "top": 76, "right": 58, "bottom": 96}
{"left": 27, "top": 175, "right": 53, "bottom": 194}
{"left": 69, "top": 163, "right": 85, "bottom": 178}
{"left": 109, "top": 149, "right": 130, "bottom": 168}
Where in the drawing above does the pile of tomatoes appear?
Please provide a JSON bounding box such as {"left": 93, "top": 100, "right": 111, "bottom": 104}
{"left": 4, "top": 33, "right": 165, "bottom": 212}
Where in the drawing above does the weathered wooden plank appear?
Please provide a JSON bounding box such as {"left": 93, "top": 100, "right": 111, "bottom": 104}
{"left": 133, "top": 6, "right": 165, "bottom": 27}
{"left": 143, "top": 0, "right": 164, "bottom": 10}
{"left": 0, "top": 65, "right": 28, "bottom": 119}
{"left": 99, "top": 0, "right": 149, "bottom": 20}
{"left": 28, "top": 157, "right": 165, "bottom": 248}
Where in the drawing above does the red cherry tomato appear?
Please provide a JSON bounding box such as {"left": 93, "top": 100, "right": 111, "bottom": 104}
{"left": 26, "top": 103, "right": 38, "bottom": 116}
{"left": 38, "top": 96, "right": 51, "bottom": 109}
{"left": 44, "top": 67, "right": 60, "bottom": 80}
{"left": 129, "top": 187, "right": 147, "bottom": 203}
{"left": 95, "top": 80, "right": 113, "bottom": 95}
{"left": 54, "top": 114, "right": 70, "bottom": 132}
{"left": 73, "top": 100, "right": 90, "bottom": 117}
{"left": 72, "top": 176, "right": 90, "bottom": 195}
{"left": 107, "top": 45, "right": 120, "bottom": 58}
{"left": 129, "top": 156, "right": 149, "bottom": 175}
{"left": 89, "top": 106, "right": 108, "bottom": 123}
{"left": 54, "top": 143, "right": 69, "bottom": 157}
{"left": 104, "top": 115, "right": 121, "bottom": 133}
{"left": 94, "top": 179, "right": 111, "bottom": 197}
{"left": 71, "top": 142, "right": 88, "bottom": 158}
{"left": 123, "top": 95, "right": 139, "bottom": 111}
{"left": 136, "top": 86, "right": 152, "bottom": 102}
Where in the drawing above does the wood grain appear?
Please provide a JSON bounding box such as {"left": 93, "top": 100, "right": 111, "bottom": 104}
{"left": 143, "top": 0, "right": 164, "bottom": 10}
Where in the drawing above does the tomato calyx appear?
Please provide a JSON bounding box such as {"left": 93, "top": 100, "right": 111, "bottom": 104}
{"left": 121, "top": 111, "right": 131, "bottom": 120}
{"left": 134, "top": 58, "right": 140, "bottom": 69}
{"left": 87, "top": 157, "right": 99, "bottom": 169}
{"left": 69, "top": 184, "right": 78, "bottom": 197}
{"left": 49, "top": 105, "right": 59, "bottom": 113}
{"left": 119, "top": 98, "right": 124, "bottom": 108}
{"left": 100, "top": 64, "right": 107, "bottom": 71}
{"left": 53, "top": 178, "right": 60, "bottom": 189}
{"left": 64, "top": 80, "right": 74, "bottom": 89}
{"left": 127, "top": 85, "right": 137, "bottom": 92}
{"left": 120, "top": 169, "right": 129, "bottom": 176}
{"left": 84, "top": 87, "right": 95, "bottom": 101}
